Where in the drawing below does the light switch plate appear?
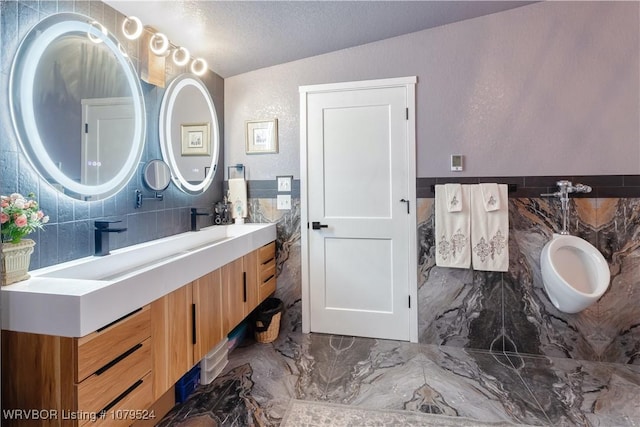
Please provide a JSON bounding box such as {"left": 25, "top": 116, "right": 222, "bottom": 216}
{"left": 277, "top": 175, "right": 293, "bottom": 192}
{"left": 277, "top": 194, "right": 291, "bottom": 210}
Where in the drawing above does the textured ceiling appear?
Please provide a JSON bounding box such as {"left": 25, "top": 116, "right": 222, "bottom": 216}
{"left": 104, "top": 1, "right": 535, "bottom": 78}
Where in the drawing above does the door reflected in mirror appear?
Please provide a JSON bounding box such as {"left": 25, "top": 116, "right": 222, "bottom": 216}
{"left": 10, "top": 13, "right": 145, "bottom": 201}
{"left": 160, "top": 74, "right": 220, "bottom": 195}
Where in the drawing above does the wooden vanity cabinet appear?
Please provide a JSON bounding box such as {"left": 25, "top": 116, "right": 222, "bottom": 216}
{"left": 1, "top": 306, "right": 153, "bottom": 427}
{"left": 151, "top": 269, "right": 224, "bottom": 399}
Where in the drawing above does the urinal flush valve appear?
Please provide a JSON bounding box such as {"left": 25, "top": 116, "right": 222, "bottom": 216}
{"left": 540, "top": 180, "right": 592, "bottom": 235}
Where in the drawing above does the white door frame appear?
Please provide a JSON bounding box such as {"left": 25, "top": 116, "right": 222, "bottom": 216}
{"left": 299, "top": 77, "right": 418, "bottom": 342}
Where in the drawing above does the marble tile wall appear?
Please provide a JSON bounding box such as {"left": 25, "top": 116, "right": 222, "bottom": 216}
{"left": 248, "top": 183, "right": 640, "bottom": 366}
{"left": 417, "top": 196, "right": 640, "bottom": 365}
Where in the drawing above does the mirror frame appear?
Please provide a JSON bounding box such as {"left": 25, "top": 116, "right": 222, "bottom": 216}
{"left": 159, "top": 74, "right": 219, "bottom": 195}
{"left": 9, "top": 13, "right": 146, "bottom": 200}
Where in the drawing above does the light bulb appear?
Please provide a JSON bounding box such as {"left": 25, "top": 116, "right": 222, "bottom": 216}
{"left": 122, "top": 16, "right": 143, "bottom": 40}
{"left": 190, "top": 58, "right": 208, "bottom": 76}
{"left": 149, "top": 32, "right": 169, "bottom": 56}
{"left": 172, "top": 46, "right": 190, "bottom": 66}
{"left": 87, "top": 20, "right": 107, "bottom": 44}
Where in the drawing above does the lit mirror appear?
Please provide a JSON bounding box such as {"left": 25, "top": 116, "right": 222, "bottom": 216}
{"left": 159, "top": 74, "right": 219, "bottom": 195}
{"left": 10, "top": 13, "right": 146, "bottom": 201}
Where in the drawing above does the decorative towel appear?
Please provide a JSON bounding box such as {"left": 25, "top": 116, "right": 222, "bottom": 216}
{"left": 470, "top": 184, "right": 509, "bottom": 272}
{"left": 444, "top": 183, "right": 463, "bottom": 212}
{"left": 435, "top": 184, "right": 471, "bottom": 269}
{"left": 479, "top": 183, "right": 500, "bottom": 211}
{"left": 228, "top": 178, "right": 247, "bottom": 221}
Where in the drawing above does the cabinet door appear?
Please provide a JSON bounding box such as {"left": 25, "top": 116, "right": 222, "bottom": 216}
{"left": 192, "top": 269, "right": 223, "bottom": 362}
{"left": 243, "top": 249, "right": 260, "bottom": 314}
{"left": 221, "top": 257, "right": 245, "bottom": 334}
{"left": 151, "top": 284, "right": 193, "bottom": 399}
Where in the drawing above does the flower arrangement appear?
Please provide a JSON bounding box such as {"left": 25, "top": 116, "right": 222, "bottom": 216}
{"left": 1, "top": 192, "right": 49, "bottom": 244}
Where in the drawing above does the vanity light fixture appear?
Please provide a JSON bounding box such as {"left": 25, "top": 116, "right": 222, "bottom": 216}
{"left": 122, "top": 16, "right": 143, "bottom": 40}
{"left": 149, "top": 32, "right": 170, "bottom": 56}
{"left": 172, "top": 46, "right": 190, "bottom": 66}
{"left": 190, "top": 58, "right": 208, "bottom": 76}
{"left": 87, "top": 20, "right": 107, "bottom": 44}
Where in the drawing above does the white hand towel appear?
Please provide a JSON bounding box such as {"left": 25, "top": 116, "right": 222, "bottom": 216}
{"left": 228, "top": 178, "right": 247, "bottom": 220}
{"left": 470, "top": 184, "right": 509, "bottom": 272}
{"left": 445, "top": 183, "right": 463, "bottom": 212}
{"left": 479, "top": 183, "right": 500, "bottom": 211}
{"left": 435, "top": 184, "right": 471, "bottom": 269}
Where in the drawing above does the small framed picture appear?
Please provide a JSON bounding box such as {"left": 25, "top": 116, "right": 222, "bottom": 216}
{"left": 246, "top": 119, "right": 278, "bottom": 154}
{"left": 181, "top": 123, "right": 211, "bottom": 156}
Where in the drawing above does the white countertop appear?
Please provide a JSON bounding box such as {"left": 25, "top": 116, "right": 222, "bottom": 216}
{"left": 1, "top": 223, "right": 276, "bottom": 337}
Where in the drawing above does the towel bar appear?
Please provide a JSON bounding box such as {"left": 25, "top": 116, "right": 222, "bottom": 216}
{"left": 429, "top": 183, "right": 517, "bottom": 194}
{"left": 227, "top": 164, "right": 246, "bottom": 180}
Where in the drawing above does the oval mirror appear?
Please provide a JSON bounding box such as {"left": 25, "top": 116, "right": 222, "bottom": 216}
{"left": 159, "top": 74, "right": 219, "bottom": 195}
{"left": 10, "top": 13, "right": 146, "bottom": 201}
{"left": 143, "top": 159, "right": 171, "bottom": 192}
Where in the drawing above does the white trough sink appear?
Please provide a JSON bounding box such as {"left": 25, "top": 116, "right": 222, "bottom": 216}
{"left": 1, "top": 223, "right": 276, "bottom": 337}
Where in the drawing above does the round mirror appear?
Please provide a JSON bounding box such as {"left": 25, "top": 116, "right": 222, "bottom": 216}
{"left": 10, "top": 13, "right": 146, "bottom": 201}
{"left": 143, "top": 160, "right": 171, "bottom": 192}
{"left": 159, "top": 74, "right": 219, "bottom": 195}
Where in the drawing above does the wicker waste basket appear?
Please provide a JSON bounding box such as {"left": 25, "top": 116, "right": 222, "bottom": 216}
{"left": 254, "top": 298, "right": 283, "bottom": 343}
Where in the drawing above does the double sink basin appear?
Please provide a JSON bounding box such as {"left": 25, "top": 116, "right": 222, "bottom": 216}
{"left": 1, "top": 223, "right": 276, "bottom": 337}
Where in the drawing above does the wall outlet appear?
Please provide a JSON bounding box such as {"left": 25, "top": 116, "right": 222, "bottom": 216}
{"left": 277, "top": 194, "right": 291, "bottom": 210}
{"left": 277, "top": 176, "right": 293, "bottom": 192}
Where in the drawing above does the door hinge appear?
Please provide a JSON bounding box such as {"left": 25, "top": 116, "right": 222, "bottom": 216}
{"left": 405, "top": 108, "right": 409, "bottom": 120}
{"left": 408, "top": 295, "right": 411, "bottom": 308}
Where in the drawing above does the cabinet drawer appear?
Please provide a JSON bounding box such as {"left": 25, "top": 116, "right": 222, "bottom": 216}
{"left": 259, "top": 261, "right": 276, "bottom": 300}
{"left": 78, "top": 338, "right": 152, "bottom": 414}
{"left": 80, "top": 372, "right": 154, "bottom": 427}
{"left": 76, "top": 306, "right": 151, "bottom": 382}
{"left": 258, "top": 242, "right": 276, "bottom": 265}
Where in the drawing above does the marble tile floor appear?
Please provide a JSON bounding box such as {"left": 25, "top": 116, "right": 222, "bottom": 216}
{"left": 158, "top": 331, "right": 640, "bottom": 427}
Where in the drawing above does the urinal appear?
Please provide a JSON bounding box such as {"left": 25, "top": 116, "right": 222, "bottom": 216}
{"left": 540, "top": 234, "right": 610, "bottom": 313}
{"left": 539, "top": 181, "right": 610, "bottom": 313}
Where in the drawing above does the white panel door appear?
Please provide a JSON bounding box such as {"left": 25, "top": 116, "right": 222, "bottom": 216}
{"left": 301, "top": 78, "right": 417, "bottom": 341}
{"left": 81, "top": 98, "right": 135, "bottom": 188}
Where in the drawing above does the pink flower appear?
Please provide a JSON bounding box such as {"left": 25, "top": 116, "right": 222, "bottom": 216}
{"left": 0, "top": 200, "right": 7, "bottom": 208}
{"left": 0, "top": 212, "right": 8, "bottom": 224}
{"left": 14, "top": 214, "right": 28, "bottom": 228}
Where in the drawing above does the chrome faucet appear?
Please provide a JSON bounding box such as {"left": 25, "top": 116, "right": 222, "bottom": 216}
{"left": 190, "top": 208, "right": 212, "bottom": 232}
{"left": 541, "top": 180, "right": 592, "bottom": 235}
{"left": 94, "top": 220, "right": 127, "bottom": 256}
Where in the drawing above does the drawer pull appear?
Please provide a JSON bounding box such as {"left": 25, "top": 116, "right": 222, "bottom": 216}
{"left": 96, "top": 307, "right": 143, "bottom": 333}
{"left": 192, "top": 304, "right": 197, "bottom": 345}
{"left": 94, "top": 343, "right": 143, "bottom": 376}
{"left": 99, "top": 378, "right": 144, "bottom": 416}
{"left": 243, "top": 272, "right": 247, "bottom": 302}
{"left": 261, "top": 257, "right": 275, "bottom": 265}
{"left": 263, "top": 274, "right": 275, "bottom": 284}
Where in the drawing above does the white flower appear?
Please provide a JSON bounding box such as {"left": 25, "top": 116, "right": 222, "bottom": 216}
{"left": 42, "top": 216, "right": 50, "bottom": 224}
{"left": 30, "top": 212, "right": 39, "bottom": 221}
{"left": 13, "top": 198, "right": 25, "bottom": 209}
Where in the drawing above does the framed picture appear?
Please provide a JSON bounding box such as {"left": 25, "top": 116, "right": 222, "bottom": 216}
{"left": 246, "top": 119, "right": 278, "bottom": 154}
{"left": 181, "top": 123, "right": 211, "bottom": 156}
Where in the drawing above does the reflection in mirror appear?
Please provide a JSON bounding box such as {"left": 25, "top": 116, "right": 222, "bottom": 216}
{"left": 160, "top": 74, "right": 219, "bottom": 195}
{"left": 10, "top": 13, "right": 145, "bottom": 201}
{"left": 143, "top": 159, "right": 171, "bottom": 192}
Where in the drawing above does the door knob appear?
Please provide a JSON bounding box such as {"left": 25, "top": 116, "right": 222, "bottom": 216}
{"left": 312, "top": 222, "right": 328, "bottom": 230}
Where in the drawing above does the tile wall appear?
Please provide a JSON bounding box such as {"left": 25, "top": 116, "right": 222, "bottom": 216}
{"left": 0, "top": 0, "right": 224, "bottom": 269}
{"left": 250, "top": 175, "right": 640, "bottom": 366}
